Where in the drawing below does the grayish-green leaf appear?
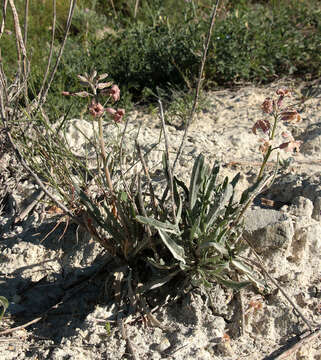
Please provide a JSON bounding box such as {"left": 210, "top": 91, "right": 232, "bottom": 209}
{"left": 158, "top": 229, "right": 186, "bottom": 264}
{"left": 198, "top": 241, "right": 229, "bottom": 256}
{"left": 0, "top": 296, "right": 9, "bottom": 322}
{"left": 189, "top": 154, "right": 204, "bottom": 211}
{"left": 136, "top": 216, "right": 180, "bottom": 235}
{"left": 213, "top": 275, "right": 251, "bottom": 290}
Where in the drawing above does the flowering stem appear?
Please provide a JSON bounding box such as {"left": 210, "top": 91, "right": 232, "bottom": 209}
{"left": 257, "top": 112, "right": 278, "bottom": 181}
{"left": 98, "top": 116, "right": 114, "bottom": 195}
{"left": 257, "top": 146, "right": 272, "bottom": 181}
{"left": 270, "top": 113, "right": 279, "bottom": 140}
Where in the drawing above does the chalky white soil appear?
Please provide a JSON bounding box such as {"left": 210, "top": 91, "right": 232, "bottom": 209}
{"left": 0, "top": 78, "right": 320, "bottom": 359}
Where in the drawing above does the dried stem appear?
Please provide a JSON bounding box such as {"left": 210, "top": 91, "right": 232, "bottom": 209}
{"left": 37, "top": 0, "right": 76, "bottom": 108}
{"left": 0, "top": 0, "right": 8, "bottom": 39}
{"left": 135, "top": 141, "right": 158, "bottom": 214}
{"left": 134, "top": 0, "right": 139, "bottom": 18}
{"left": 268, "top": 327, "right": 321, "bottom": 360}
{"left": 173, "top": 0, "right": 220, "bottom": 173}
{"left": 98, "top": 116, "right": 114, "bottom": 195}
{"left": 158, "top": 99, "right": 176, "bottom": 218}
{"left": 8, "top": 0, "right": 27, "bottom": 76}
{"left": 242, "top": 250, "right": 315, "bottom": 332}
{"left": 38, "top": 0, "right": 56, "bottom": 104}
{"left": 5, "top": 130, "right": 77, "bottom": 221}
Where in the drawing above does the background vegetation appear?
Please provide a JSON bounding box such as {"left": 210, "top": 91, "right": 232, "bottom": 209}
{"left": 1, "top": 0, "right": 320, "bottom": 116}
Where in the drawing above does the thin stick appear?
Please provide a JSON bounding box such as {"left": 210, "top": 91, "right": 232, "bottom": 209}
{"left": 0, "top": 316, "right": 43, "bottom": 336}
{"left": 8, "top": 0, "right": 27, "bottom": 58}
{"left": 172, "top": 0, "right": 221, "bottom": 173}
{"left": 0, "top": 0, "right": 8, "bottom": 39}
{"left": 134, "top": 0, "right": 139, "bottom": 18}
{"left": 14, "top": 190, "right": 45, "bottom": 223}
{"left": 275, "top": 328, "right": 321, "bottom": 360}
{"left": 158, "top": 99, "right": 176, "bottom": 217}
{"left": 37, "top": 0, "right": 76, "bottom": 107}
{"left": 135, "top": 141, "right": 158, "bottom": 214}
{"left": 23, "top": 0, "right": 29, "bottom": 75}
{"left": 243, "top": 251, "right": 314, "bottom": 331}
{"left": 98, "top": 116, "right": 114, "bottom": 195}
{"left": 5, "top": 131, "right": 77, "bottom": 222}
{"left": 109, "top": 0, "right": 117, "bottom": 18}
{"left": 38, "top": 0, "right": 56, "bottom": 104}
{"left": 8, "top": 0, "right": 26, "bottom": 76}
{"left": 118, "top": 115, "right": 136, "bottom": 204}
{"left": 137, "top": 174, "right": 152, "bottom": 239}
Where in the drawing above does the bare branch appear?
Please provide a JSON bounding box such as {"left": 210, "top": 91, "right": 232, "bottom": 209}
{"left": 0, "top": 0, "right": 8, "bottom": 40}
{"left": 173, "top": 0, "right": 221, "bottom": 173}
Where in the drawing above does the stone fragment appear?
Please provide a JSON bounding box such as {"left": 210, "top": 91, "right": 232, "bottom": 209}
{"left": 244, "top": 208, "right": 294, "bottom": 255}
{"left": 291, "top": 196, "right": 314, "bottom": 218}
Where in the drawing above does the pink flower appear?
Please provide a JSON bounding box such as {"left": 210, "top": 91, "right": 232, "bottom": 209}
{"left": 276, "top": 88, "right": 291, "bottom": 97}
{"left": 275, "top": 89, "right": 290, "bottom": 109}
{"left": 113, "top": 109, "right": 125, "bottom": 122}
{"left": 252, "top": 119, "right": 271, "bottom": 135}
{"left": 280, "top": 110, "right": 301, "bottom": 123}
{"left": 279, "top": 132, "right": 302, "bottom": 152}
{"left": 106, "top": 107, "right": 125, "bottom": 123}
{"left": 109, "top": 85, "right": 120, "bottom": 102}
{"left": 261, "top": 98, "right": 273, "bottom": 114}
{"left": 279, "top": 140, "right": 302, "bottom": 152}
{"left": 89, "top": 99, "right": 104, "bottom": 117}
{"left": 105, "top": 107, "right": 116, "bottom": 116}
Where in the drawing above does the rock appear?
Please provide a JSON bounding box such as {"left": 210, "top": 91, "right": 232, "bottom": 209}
{"left": 300, "top": 122, "right": 321, "bottom": 156}
{"left": 155, "top": 336, "right": 171, "bottom": 352}
{"left": 291, "top": 196, "right": 314, "bottom": 218}
{"left": 244, "top": 208, "right": 294, "bottom": 255}
{"left": 312, "top": 196, "right": 321, "bottom": 221}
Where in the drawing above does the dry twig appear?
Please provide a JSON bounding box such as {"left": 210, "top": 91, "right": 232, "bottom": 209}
{"left": 173, "top": 0, "right": 221, "bottom": 172}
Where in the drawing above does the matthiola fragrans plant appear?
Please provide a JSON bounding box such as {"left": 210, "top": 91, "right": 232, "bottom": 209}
{"left": 52, "top": 70, "right": 269, "bottom": 291}
{"left": 252, "top": 88, "right": 302, "bottom": 180}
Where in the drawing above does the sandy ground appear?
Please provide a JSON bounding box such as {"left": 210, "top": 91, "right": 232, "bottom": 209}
{"left": 0, "top": 78, "right": 320, "bottom": 359}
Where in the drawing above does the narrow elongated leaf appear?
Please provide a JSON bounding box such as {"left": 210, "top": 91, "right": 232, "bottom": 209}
{"left": 162, "top": 152, "right": 170, "bottom": 183}
{"left": 204, "top": 161, "right": 220, "bottom": 201}
{"left": 146, "top": 258, "right": 178, "bottom": 270}
{"left": 231, "top": 260, "right": 265, "bottom": 289}
{"left": 231, "top": 259, "right": 254, "bottom": 274}
{"left": 213, "top": 275, "right": 251, "bottom": 290}
{"left": 189, "top": 154, "right": 204, "bottom": 211}
{"left": 98, "top": 73, "right": 109, "bottom": 81}
{"left": 138, "top": 270, "right": 181, "bottom": 293}
{"left": 198, "top": 241, "right": 229, "bottom": 256}
{"left": 97, "top": 82, "right": 113, "bottom": 89}
{"left": 0, "top": 296, "right": 9, "bottom": 322}
{"left": 174, "top": 176, "right": 189, "bottom": 199}
{"left": 201, "top": 262, "right": 230, "bottom": 275}
{"left": 76, "top": 185, "right": 125, "bottom": 243}
{"left": 205, "top": 184, "right": 233, "bottom": 231}
{"left": 231, "top": 172, "right": 241, "bottom": 188}
{"left": 74, "top": 91, "right": 90, "bottom": 98}
{"left": 240, "top": 173, "right": 271, "bottom": 205}
{"left": 158, "top": 229, "right": 186, "bottom": 264}
{"left": 77, "top": 74, "right": 89, "bottom": 84}
{"left": 136, "top": 216, "right": 180, "bottom": 235}
{"left": 189, "top": 219, "right": 201, "bottom": 242}
{"left": 172, "top": 178, "right": 182, "bottom": 224}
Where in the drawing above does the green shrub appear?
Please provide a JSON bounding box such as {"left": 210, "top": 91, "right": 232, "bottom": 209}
{"left": 2, "top": 1, "right": 320, "bottom": 115}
